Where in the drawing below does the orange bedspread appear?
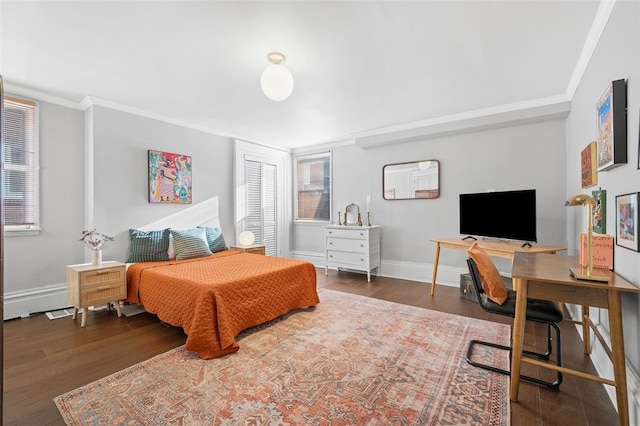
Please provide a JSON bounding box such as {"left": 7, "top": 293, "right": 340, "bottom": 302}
{"left": 126, "top": 250, "right": 319, "bottom": 359}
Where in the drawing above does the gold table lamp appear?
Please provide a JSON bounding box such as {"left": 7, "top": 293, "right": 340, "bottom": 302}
{"left": 565, "top": 194, "right": 610, "bottom": 282}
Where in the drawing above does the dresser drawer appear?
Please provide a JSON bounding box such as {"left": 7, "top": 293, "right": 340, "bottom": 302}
{"left": 325, "top": 227, "right": 368, "bottom": 239}
{"left": 326, "top": 237, "right": 367, "bottom": 253}
{"left": 327, "top": 250, "right": 368, "bottom": 266}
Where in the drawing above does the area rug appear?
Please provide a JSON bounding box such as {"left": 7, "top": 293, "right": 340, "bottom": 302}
{"left": 54, "top": 288, "right": 510, "bottom": 425}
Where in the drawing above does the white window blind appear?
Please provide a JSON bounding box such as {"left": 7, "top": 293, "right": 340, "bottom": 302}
{"left": 245, "top": 159, "right": 277, "bottom": 256}
{"left": 3, "top": 96, "right": 38, "bottom": 228}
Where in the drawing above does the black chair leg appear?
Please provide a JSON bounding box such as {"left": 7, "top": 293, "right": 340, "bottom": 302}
{"left": 466, "top": 321, "right": 562, "bottom": 389}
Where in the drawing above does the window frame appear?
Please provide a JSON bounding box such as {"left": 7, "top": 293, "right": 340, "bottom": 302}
{"left": 293, "top": 151, "right": 332, "bottom": 223}
{"left": 3, "top": 95, "right": 40, "bottom": 236}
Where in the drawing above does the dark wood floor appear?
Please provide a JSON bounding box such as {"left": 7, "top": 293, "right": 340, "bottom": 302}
{"left": 3, "top": 268, "right": 618, "bottom": 425}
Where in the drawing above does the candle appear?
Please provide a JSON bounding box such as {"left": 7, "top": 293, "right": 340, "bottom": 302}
{"left": 366, "top": 195, "right": 371, "bottom": 212}
{"left": 337, "top": 198, "right": 341, "bottom": 212}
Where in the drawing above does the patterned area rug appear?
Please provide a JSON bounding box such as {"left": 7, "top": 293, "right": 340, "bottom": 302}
{"left": 55, "top": 289, "right": 510, "bottom": 425}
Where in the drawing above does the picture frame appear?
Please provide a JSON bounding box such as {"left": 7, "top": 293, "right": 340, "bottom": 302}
{"left": 148, "top": 149, "right": 192, "bottom": 204}
{"left": 596, "top": 79, "right": 627, "bottom": 171}
{"left": 592, "top": 188, "right": 606, "bottom": 234}
{"left": 615, "top": 192, "right": 638, "bottom": 252}
{"left": 580, "top": 141, "right": 597, "bottom": 188}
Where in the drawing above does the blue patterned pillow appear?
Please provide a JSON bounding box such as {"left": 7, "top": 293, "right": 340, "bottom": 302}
{"left": 127, "top": 228, "right": 170, "bottom": 263}
{"left": 199, "top": 226, "right": 228, "bottom": 253}
{"left": 171, "top": 228, "right": 213, "bottom": 260}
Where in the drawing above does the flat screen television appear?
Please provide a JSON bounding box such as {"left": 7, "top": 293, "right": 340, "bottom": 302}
{"left": 459, "top": 189, "right": 537, "bottom": 243}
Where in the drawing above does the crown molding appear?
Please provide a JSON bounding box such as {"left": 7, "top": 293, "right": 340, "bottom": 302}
{"left": 352, "top": 95, "right": 571, "bottom": 149}
{"left": 80, "top": 95, "right": 236, "bottom": 139}
{"left": 3, "top": 82, "right": 83, "bottom": 110}
{"left": 565, "top": 0, "right": 616, "bottom": 99}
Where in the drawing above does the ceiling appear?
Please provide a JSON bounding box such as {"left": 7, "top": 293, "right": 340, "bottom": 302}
{"left": 1, "top": 1, "right": 603, "bottom": 150}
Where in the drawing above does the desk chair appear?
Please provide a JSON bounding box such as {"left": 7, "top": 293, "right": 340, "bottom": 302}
{"left": 466, "top": 258, "right": 563, "bottom": 388}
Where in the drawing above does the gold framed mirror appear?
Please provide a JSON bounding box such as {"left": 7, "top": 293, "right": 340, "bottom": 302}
{"left": 344, "top": 203, "right": 362, "bottom": 226}
{"left": 383, "top": 159, "right": 440, "bottom": 200}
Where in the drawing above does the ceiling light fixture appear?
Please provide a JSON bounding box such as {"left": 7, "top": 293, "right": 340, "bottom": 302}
{"left": 260, "top": 52, "right": 294, "bottom": 101}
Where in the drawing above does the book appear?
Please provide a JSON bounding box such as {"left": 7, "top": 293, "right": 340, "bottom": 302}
{"left": 579, "top": 233, "right": 613, "bottom": 269}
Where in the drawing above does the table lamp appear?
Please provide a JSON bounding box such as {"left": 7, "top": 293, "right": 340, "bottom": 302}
{"left": 565, "top": 194, "right": 610, "bottom": 282}
{"left": 238, "top": 231, "right": 255, "bottom": 246}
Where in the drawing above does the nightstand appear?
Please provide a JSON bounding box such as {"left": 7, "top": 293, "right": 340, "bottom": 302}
{"left": 66, "top": 261, "right": 126, "bottom": 327}
{"left": 229, "top": 244, "right": 266, "bottom": 255}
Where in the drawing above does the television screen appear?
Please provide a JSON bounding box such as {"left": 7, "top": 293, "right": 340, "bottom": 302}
{"left": 459, "top": 189, "right": 537, "bottom": 243}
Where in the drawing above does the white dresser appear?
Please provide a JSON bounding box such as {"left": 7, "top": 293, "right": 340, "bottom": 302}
{"left": 325, "top": 225, "right": 381, "bottom": 282}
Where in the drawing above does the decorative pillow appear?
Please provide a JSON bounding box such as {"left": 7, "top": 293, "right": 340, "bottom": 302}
{"left": 127, "top": 228, "right": 170, "bottom": 263}
{"left": 171, "top": 227, "right": 213, "bottom": 260}
{"left": 467, "top": 242, "right": 508, "bottom": 305}
{"left": 199, "top": 226, "right": 228, "bottom": 253}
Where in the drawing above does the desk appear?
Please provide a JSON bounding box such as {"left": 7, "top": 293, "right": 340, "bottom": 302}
{"left": 511, "top": 252, "right": 639, "bottom": 426}
{"left": 429, "top": 238, "right": 566, "bottom": 295}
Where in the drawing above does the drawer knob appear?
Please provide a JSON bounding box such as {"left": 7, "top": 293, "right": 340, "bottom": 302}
{"left": 329, "top": 242, "right": 333, "bottom": 245}
{"left": 96, "top": 286, "right": 110, "bottom": 291}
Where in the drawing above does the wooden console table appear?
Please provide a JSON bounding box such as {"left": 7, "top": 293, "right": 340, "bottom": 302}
{"left": 429, "top": 237, "right": 566, "bottom": 296}
{"left": 511, "top": 252, "right": 639, "bottom": 426}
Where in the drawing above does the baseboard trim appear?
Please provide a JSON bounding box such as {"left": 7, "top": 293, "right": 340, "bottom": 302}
{"left": 4, "top": 284, "right": 70, "bottom": 320}
{"left": 288, "top": 250, "right": 466, "bottom": 289}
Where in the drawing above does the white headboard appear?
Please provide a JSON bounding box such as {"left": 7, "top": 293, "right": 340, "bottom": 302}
{"left": 137, "top": 196, "right": 220, "bottom": 231}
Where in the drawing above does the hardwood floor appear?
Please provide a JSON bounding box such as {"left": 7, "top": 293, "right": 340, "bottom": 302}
{"left": 3, "top": 268, "right": 618, "bottom": 425}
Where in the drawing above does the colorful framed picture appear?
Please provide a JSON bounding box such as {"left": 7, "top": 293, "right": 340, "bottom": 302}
{"left": 596, "top": 79, "right": 627, "bottom": 172}
{"left": 592, "top": 189, "right": 606, "bottom": 234}
{"left": 148, "top": 150, "right": 192, "bottom": 204}
{"left": 580, "top": 141, "right": 597, "bottom": 188}
{"left": 615, "top": 192, "right": 639, "bottom": 252}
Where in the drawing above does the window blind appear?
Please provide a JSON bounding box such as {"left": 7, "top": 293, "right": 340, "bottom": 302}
{"left": 245, "top": 159, "right": 277, "bottom": 256}
{"left": 3, "top": 96, "right": 37, "bottom": 226}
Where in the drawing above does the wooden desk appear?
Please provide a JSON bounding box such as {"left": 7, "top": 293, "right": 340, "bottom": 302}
{"left": 511, "top": 252, "right": 639, "bottom": 426}
{"left": 429, "top": 238, "right": 566, "bottom": 295}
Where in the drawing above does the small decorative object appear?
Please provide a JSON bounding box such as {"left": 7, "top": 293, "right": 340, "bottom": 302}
{"left": 148, "top": 150, "right": 192, "bottom": 204}
{"left": 79, "top": 229, "right": 114, "bottom": 266}
{"left": 565, "top": 194, "right": 609, "bottom": 282}
{"left": 344, "top": 203, "right": 362, "bottom": 226}
{"left": 596, "top": 79, "right": 627, "bottom": 171}
{"left": 580, "top": 141, "right": 597, "bottom": 188}
{"left": 238, "top": 231, "right": 255, "bottom": 246}
{"left": 579, "top": 233, "right": 613, "bottom": 270}
{"left": 366, "top": 195, "right": 372, "bottom": 226}
{"left": 592, "top": 188, "right": 606, "bottom": 234}
{"left": 615, "top": 192, "right": 639, "bottom": 252}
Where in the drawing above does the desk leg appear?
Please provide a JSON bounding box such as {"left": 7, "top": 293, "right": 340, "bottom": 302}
{"left": 430, "top": 243, "right": 441, "bottom": 296}
{"left": 608, "top": 291, "right": 630, "bottom": 426}
{"left": 510, "top": 277, "right": 528, "bottom": 402}
{"left": 582, "top": 305, "right": 591, "bottom": 355}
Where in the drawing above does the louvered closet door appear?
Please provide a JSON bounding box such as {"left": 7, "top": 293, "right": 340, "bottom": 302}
{"left": 245, "top": 159, "right": 277, "bottom": 256}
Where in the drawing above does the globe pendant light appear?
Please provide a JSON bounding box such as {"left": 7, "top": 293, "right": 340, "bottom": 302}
{"left": 260, "top": 52, "right": 294, "bottom": 101}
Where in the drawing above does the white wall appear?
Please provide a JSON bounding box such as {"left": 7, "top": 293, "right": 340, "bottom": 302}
{"left": 564, "top": 1, "right": 640, "bottom": 418}
{"left": 292, "top": 119, "right": 567, "bottom": 283}
{"left": 3, "top": 100, "right": 85, "bottom": 318}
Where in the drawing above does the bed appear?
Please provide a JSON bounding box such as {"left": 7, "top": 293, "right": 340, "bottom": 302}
{"left": 123, "top": 196, "right": 319, "bottom": 360}
{"left": 126, "top": 250, "right": 319, "bottom": 359}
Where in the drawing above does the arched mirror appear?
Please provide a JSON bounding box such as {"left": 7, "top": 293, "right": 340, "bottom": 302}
{"left": 383, "top": 160, "right": 440, "bottom": 200}
{"left": 344, "top": 203, "right": 362, "bottom": 226}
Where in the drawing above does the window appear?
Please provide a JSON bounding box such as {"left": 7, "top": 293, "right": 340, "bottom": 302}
{"left": 295, "top": 152, "right": 331, "bottom": 221}
{"left": 3, "top": 96, "right": 39, "bottom": 233}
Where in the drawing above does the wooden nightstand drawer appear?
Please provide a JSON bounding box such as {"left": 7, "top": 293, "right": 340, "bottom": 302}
{"left": 229, "top": 245, "right": 266, "bottom": 255}
{"left": 80, "top": 267, "right": 124, "bottom": 288}
{"left": 81, "top": 283, "right": 126, "bottom": 306}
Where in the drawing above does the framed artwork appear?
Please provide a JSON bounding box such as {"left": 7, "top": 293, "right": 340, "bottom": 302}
{"left": 615, "top": 192, "right": 638, "bottom": 251}
{"left": 580, "top": 141, "right": 597, "bottom": 188}
{"left": 596, "top": 79, "right": 627, "bottom": 172}
{"left": 592, "top": 188, "right": 606, "bottom": 234}
{"left": 148, "top": 150, "right": 192, "bottom": 204}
